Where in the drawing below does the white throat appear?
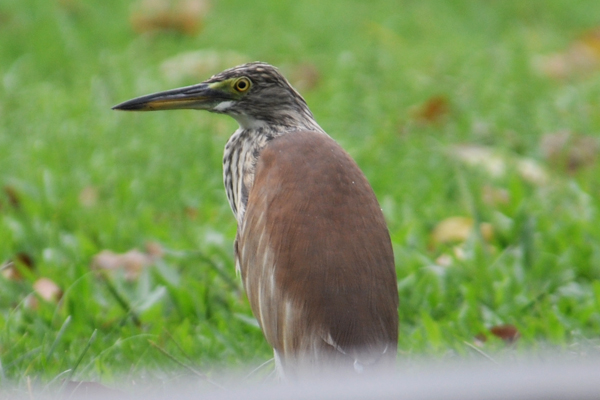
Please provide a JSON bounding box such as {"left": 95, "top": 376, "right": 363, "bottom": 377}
{"left": 213, "top": 101, "right": 270, "bottom": 130}
{"left": 232, "top": 113, "right": 270, "bottom": 130}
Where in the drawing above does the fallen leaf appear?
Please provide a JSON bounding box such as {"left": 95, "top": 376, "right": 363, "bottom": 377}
{"left": 1, "top": 252, "right": 35, "bottom": 281}
{"left": 3, "top": 185, "right": 21, "bottom": 209}
{"left": 540, "top": 131, "right": 599, "bottom": 173}
{"left": 481, "top": 185, "right": 510, "bottom": 207}
{"left": 450, "top": 145, "right": 506, "bottom": 177}
{"left": 57, "top": 0, "right": 83, "bottom": 15}
{"left": 160, "top": 49, "right": 249, "bottom": 85}
{"left": 430, "top": 216, "right": 494, "bottom": 246}
{"left": 490, "top": 324, "right": 520, "bottom": 344}
{"left": 184, "top": 206, "right": 198, "bottom": 220}
{"left": 540, "top": 130, "right": 571, "bottom": 160}
{"left": 16, "top": 252, "right": 34, "bottom": 268}
{"left": 91, "top": 244, "right": 162, "bottom": 281}
{"left": 0, "top": 12, "right": 10, "bottom": 26}
{"left": 412, "top": 95, "right": 450, "bottom": 124}
{"left": 516, "top": 158, "right": 549, "bottom": 185}
{"left": 130, "top": 0, "right": 210, "bottom": 35}
{"left": 0, "top": 262, "right": 13, "bottom": 280}
{"left": 24, "top": 295, "right": 39, "bottom": 310}
{"left": 450, "top": 144, "right": 549, "bottom": 185}
{"left": 145, "top": 241, "right": 164, "bottom": 258}
{"left": 33, "top": 277, "right": 62, "bottom": 303}
{"left": 78, "top": 186, "right": 99, "bottom": 208}
{"left": 534, "top": 27, "right": 600, "bottom": 79}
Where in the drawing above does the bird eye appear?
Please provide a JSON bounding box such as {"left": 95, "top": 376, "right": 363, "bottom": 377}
{"left": 234, "top": 78, "right": 251, "bottom": 92}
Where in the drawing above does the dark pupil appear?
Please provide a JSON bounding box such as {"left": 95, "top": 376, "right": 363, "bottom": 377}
{"left": 238, "top": 81, "right": 246, "bottom": 90}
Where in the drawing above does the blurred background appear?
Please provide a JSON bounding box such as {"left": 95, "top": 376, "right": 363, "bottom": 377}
{"left": 1, "top": 0, "right": 600, "bottom": 391}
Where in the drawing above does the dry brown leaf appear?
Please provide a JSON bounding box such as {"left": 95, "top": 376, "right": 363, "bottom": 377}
{"left": 145, "top": 241, "right": 164, "bottom": 258}
{"left": 540, "top": 131, "right": 599, "bottom": 173}
{"left": 3, "top": 185, "right": 21, "bottom": 209}
{"left": 78, "top": 186, "right": 99, "bottom": 208}
{"left": 130, "top": 0, "right": 210, "bottom": 35}
{"left": 430, "top": 216, "right": 494, "bottom": 246}
{"left": 0, "top": 261, "right": 20, "bottom": 281}
{"left": 0, "top": 262, "right": 14, "bottom": 280}
{"left": 17, "top": 252, "right": 34, "bottom": 268}
{"left": 534, "top": 27, "right": 600, "bottom": 79}
{"left": 33, "top": 277, "right": 62, "bottom": 303}
{"left": 541, "top": 130, "right": 571, "bottom": 160}
{"left": 0, "top": 12, "right": 10, "bottom": 25}
{"left": 91, "top": 244, "right": 163, "bottom": 281}
{"left": 160, "top": 50, "right": 249, "bottom": 85}
{"left": 413, "top": 95, "right": 450, "bottom": 124}
{"left": 92, "top": 249, "right": 150, "bottom": 281}
{"left": 451, "top": 145, "right": 506, "bottom": 177}
{"left": 24, "top": 295, "right": 39, "bottom": 310}
{"left": 1, "top": 252, "right": 35, "bottom": 281}
{"left": 481, "top": 185, "right": 510, "bottom": 206}
{"left": 450, "top": 144, "right": 549, "bottom": 185}
{"left": 184, "top": 206, "right": 198, "bottom": 220}
{"left": 516, "top": 158, "right": 548, "bottom": 185}
{"left": 57, "top": 0, "right": 83, "bottom": 14}
{"left": 490, "top": 324, "right": 520, "bottom": 344}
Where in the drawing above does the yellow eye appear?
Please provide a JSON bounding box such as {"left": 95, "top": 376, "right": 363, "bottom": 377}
{"left": 234, "top": 77, "right": 251, "bottom": 92}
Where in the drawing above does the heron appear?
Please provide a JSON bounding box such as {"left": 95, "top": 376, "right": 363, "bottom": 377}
{"left": 113, "top": 62, "right": 398, "bottom": 378}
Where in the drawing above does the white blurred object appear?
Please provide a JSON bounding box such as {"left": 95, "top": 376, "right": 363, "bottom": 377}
{"left": 17, "top": 355, "right": 600, "bottom": 400}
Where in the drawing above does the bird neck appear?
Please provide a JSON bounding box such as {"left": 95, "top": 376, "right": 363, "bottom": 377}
{"left": 223, "top": 123, "right": 325, "bottom": 225}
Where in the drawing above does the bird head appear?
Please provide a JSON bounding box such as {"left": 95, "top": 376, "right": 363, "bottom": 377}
{"left": 113, "top": 62, "right": 316, "bottom": 130}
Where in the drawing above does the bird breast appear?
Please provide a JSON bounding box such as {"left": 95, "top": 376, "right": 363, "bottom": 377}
{"left": 236, "top": 130, "right": 398, "bottom": 377}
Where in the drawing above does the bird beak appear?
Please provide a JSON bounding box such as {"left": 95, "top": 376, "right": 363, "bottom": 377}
{"left": 112, "top": 82, "right": 228, "bottom": 111}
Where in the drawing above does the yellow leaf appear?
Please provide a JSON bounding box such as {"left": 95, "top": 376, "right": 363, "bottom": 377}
{"left": 431, "top": 216, "right": 494, "bottom": 246}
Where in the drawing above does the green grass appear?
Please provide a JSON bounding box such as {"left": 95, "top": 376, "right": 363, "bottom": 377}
{"left": 1, "top": 0, "right": 600, "bottom": 389}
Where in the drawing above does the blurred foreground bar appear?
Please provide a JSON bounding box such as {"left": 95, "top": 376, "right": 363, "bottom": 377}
{"left": 201, "top": 357, "right": 600, "bottom": 400}
{"left": 19, "top": 356, "right": 600, "bottom": 399}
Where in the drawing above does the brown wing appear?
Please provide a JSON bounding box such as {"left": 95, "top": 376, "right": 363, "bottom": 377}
{"left": 237, "top": 131, "right": 398, "bottom": 376}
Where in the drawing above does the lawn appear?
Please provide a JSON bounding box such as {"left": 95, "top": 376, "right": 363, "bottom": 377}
{"left": 1, "top": 0, "right": 600, "bottom": 391}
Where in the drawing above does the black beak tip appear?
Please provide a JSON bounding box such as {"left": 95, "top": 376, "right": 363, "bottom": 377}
{"left": 112, "top": 101, "right": 139, "bottom": 111}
